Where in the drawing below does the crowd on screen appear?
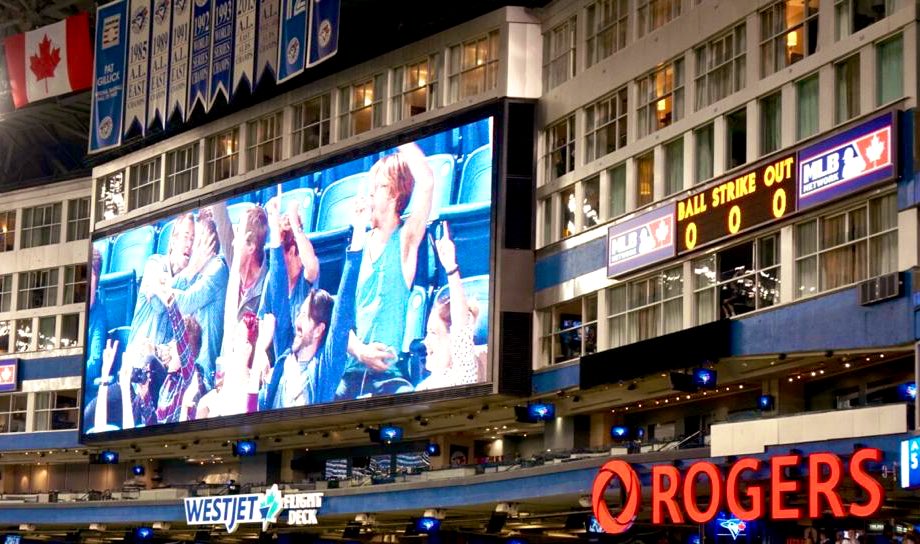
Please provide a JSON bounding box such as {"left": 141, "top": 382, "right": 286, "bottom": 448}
{"left": 84, "top": 142, "right": 486, "bottom": 432}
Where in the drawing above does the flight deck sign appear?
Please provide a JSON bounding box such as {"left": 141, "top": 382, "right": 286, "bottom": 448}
{"left": 676, "top": 154, "right": 797, "bottom": 254}
{"left": 184, "top": 484, "right": 323, "bottom": 533}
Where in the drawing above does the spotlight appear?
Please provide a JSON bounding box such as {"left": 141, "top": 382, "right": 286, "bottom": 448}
{"left": 426, "top": 443, "right": 441, "bottom": 456}
{"left": 514, "top": 402, "right": 555, "bottom": 423}
{"left": 91, "top": 450, "right": 119, "bottom": 464}
{"left": 758, "top": 394, "right": 776, "bottom": 411}
{"left": 610, "top": 426, "right": 630, "bottom": 441}
{"left": 132, "top": 465, "right": 145, "bottom": 476}
{"left": 133, "top": 527, "right": 154, "bottom": 541}
{"left": 231, "top": 440, "right": 257, "bottom": 457}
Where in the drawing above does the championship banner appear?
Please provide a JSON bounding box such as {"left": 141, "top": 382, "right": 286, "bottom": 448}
{"left": 208, "top": 0, "right": 234, "bottom": 107}
{"left": 167, "top": 0, "right": 192, "bottom": 121}
{"left": 187, "top": 0, "right": 212, "bottom": 115}
{"left": 254, "top": 0, "right": 280, "bottom": 87}
{"left": 276, "top": 0, "right": 307, "bottom": 83}
{"left": 147, "top": 0, "right": 171, "bottom": 130}
{"left": 305, "top": 0, "right": 338, "bottom": 68}
{"left": 89, "top": 0, "right": 129, "bottom": 153}
{"left": 232, "top": 0, "right": 256, "bottom": 95}
{"left": 124, "top": 0, "right": 151, "bottom": 136}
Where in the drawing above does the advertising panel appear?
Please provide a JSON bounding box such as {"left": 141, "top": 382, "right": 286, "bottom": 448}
{"left": 0, "top": 359, "right": 17, "bottom": 392}
{"left": 901, "top": 436, "right": 920, "bottom": 489}
{"left": 798, "top": 113, "right": 896, "bottom": 210}
{"left": 676, "top": 154, "right": 797, "bottom": 254}
{"left": 83, "top": 116, "right": 495, "bottom": 437}
{"left": 606, "top": 204, "right": 675, "bottom": 278}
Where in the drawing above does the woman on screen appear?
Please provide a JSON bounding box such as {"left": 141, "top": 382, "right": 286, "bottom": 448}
{"left": 415, "top": 224, "right": 481, "bottom": 391}
{"left": 195, "top": 312, "right": 260, "bottom": 418}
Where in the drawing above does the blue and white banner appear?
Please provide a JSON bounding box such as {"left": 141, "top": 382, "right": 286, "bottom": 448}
{"left": 209, "top": 0, "right": 234, "bottom": 106}
{"left": 254, "top": 0, "right": 279, "bottom": 86}
{"left": 276, "top": 0, "right": 307, "bottom": 83}
{"left": 187, "top": 0, "right": 212, "bottom": 114}
{"left": 146, "top": 0, "right": 171, "bottom": 130}
{"left": 124, "top": 0, "right": 151, "bottom": 136}
{"left": 232, "top": 0, "right": 256, "bottom": 95}
{"left": 901, "top": 437, "right": 920, "bottom": 489}
{"left": 305, "top": 0, "right": 337, "bottom": 67}
{"left": 89, "top": 0, "right": 129, "bottom": 153}
{"left": 167, "top": 0, "right": 192, "bottom": 121}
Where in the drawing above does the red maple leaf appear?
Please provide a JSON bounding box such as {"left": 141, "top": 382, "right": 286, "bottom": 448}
{"left": 29, "top": 34, "right": 61, "bottom": 94}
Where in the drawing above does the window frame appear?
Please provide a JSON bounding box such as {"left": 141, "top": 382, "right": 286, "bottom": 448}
{"left": 205, "top": 128, "right": 240, "bottom": 185}
{"left": 20, "top": 203, "right": 62, "bottom": 249}
{"left": 165, "top": 142, "right": 200, "bottom": 199}
{"left": 637, "top": 0, "right": 682, "bottom": 38}
{"left": 292, "top": 93, "right": 332, "bottom": 155}
{"left": 391, "top": 56, "right": 441, "bottom": 122}
{"left": 246, "top": 110, "right": 285, "bottom": 170}
{"left": 637, "top": 57, "right": 685, "bottom": 138}
{"left": 447, "top": 30, "right": 500, "bottom": 103}
{"left": 543, "top": 115, "right": 576, "bottom": 184}
{"left": 760, "top": 0, "right": 820, "bottom": 78}
{"left": 585, "top": 0, "right": 629, "bottom": 67}
{"left": 584, "top": 86, "right": 628, "bottom": 164}
{"left": 338, "top": 75, "right": 386, "bottom": 139}
{"left": 694, "top": 23, "right": 746, "bottom": 110}
{"left": 0, "top": 393, "right": 28, "bottom": 433}
{"left": 65, "top": 198, "right": 90, "bottom": 242}
{"left": 17, "top": 267, "right": 59, "bottom": 310}
{"left": 606, "top": 265, "right": 684, "bottom": 348}
{"left": 129, "top": 157, "right": 162, "bottom": 210}
{"left": 0, "top": 210, "right": 15, "bottom": 252}
{"left": 543, "top": 16, "right": 577, "bottom": 91}
{"left": 540, "top": 295, "right": 598, "bottom": 366}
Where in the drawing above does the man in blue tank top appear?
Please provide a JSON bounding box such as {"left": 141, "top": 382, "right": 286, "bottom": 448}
{"left": 335, "top": 143, "right": 435, "bottom": 400}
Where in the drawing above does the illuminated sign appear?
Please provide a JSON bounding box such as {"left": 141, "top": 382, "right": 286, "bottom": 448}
{"left": 716, "top": 515, "right": 747, "bottom": 540}
{"left": 591, "top": 449, "right": 884, "bottom": 534}
{"left": 184, "top": 484, "right": 323, "bottom": 533}
{"left": 0, "top": 360, "right": 17, "bottom": 392}
{"left": 83, "top": 116, "right": 494, "bottom": 437}
{"left": 607, "top": 204, "right": 676, "bottom": 277}
{"left": 900, "top": 437, "right": 920, "bottom": 489}
{"left": 798, "top": 113, "right": 895, "bottom": 210}
{"left": 676, "top": 155, "right": 796, "bottom": 254}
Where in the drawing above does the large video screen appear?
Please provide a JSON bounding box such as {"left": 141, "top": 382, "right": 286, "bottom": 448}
{"left": 82, "top": 117, "right": 494, "bottom": 436}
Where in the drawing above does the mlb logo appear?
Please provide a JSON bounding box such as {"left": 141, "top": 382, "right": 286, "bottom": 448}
{"left": 0, "top": 360, "right": 17, "bottom": 392}
{"left": 102, "top": 14, "right": 122, "bottom": 48}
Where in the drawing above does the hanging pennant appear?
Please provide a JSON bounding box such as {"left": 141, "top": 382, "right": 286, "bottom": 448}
{"left": 232, "top": 0, "right": 256, "bottom": 95}
{"left": 305, "top": 0, "right": 337, "bottom": 68}
{"left": 123, "top": 0, "right": 151, "bottom": 136}
{"left": 276, "top": 0, "right": 307, "bottom": 83}
{"left": 208, "top": 0, "right": 234, "bottom": 107}
{"left": 89, "top": 0, "right": 129, "bottom": 153}
{"left": 167, "top": 0, "right": 192, "bottom": 121}
{"left": 146, "top": 0, "right": 171, "bottom": 130}
{"left": 254, "top": 0, "right": 280, "bottom": 87}
{"left": 187, "top": 0, "right": 212, "bottom": 115}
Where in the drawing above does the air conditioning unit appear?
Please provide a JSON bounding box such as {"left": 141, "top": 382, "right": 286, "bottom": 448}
{"left": 858, "top": 272, "right": 902, "bottom": 306}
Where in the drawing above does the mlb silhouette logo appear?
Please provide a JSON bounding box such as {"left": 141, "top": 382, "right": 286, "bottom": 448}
{"left": 0, "top": 360, "right": 17, "bottom": 392}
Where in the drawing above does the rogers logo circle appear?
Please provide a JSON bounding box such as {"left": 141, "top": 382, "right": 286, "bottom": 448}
{"left": 591, "top": 459, "right": 641, "bottom": 534}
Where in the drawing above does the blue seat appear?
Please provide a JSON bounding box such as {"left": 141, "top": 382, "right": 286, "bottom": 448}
{"left": 226, "top": 202, "right": 256, "bottom": 226}
{"left": 92, "top": 239, "right": 111, "bottom": 276}
{"left": 405, "top": 154, "right": 456, "bottom": 221}
{"left": 316, "top": 173, "right": 368, "bottom": 232}
{"left": 98, "top": 270, "right": 138, "bottom": 330}
{"left": 433, "top": 204, "right": 491, "bottom": 288}
{"left": 156, "top": 218, "right": 175, "bottom": 256}
{"left": 402, "top": 285, "right": 429, "bottom": 353}
{"left": 109, "top": 225, "right": 156, "bottom": 281}
{"left": 279, "top": 187, "right": 317, "bottom": 233}
{"left": 458, "top": 144, "right": 493, "bottom": 204}
{"left": 433, "top": 274, "right": 490, "bottom": 345}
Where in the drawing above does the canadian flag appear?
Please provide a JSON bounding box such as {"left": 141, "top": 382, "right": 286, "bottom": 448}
{"left": 3, "top": 13, "right": 93, "bottom": 108}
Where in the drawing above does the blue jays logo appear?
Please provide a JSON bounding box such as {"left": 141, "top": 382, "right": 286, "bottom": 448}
{"left": 318, "top": 19, "right": 332, "bottom": 47}
{"left": 131, "top": 5, "right": 149, "bottom": 31}
{"left": 154, "top": 0, "right": 170, "bottom": 23}
{"left": 718, "top": 517, "right": 747, "bottom": 540}
{"left": 286, "top": 37, "right": 300, "bottom": 65}
{"left": 259, "top": 484, "right": 283, "bottom": 531}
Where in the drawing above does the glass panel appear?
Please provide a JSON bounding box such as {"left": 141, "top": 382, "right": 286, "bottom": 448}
{"left": 583, "top": 177, "right": 601, "bottom": 229}
{"left": 877, "top": 34, "right": 903, "bottom": 105}
{"left": 560, "top": 186, "right": 576, "bottom": 239}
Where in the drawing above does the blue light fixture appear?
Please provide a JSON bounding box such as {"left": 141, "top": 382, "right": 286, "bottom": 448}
{"left": 132, "top": 465, "right": 145, "bottom": 476}
{"left": 610, "top": 426, "right": 630, "bottom": 440}
{"left": 232, "top": 440, "right": 257, "bottom": 456}
{"left": 758, "top": 394, "right": 775, "bottom": 411}
{"left": 378, "top": 425, "right": 403, "bottom": 443}
{"left": 415, "top": 517, "right": 440, "bottom": 533}
{"left": 100, "top": 450, "right": 119, "bottom": 464}
{"left": 134, "top": 527, "right": 154, "bottom": 541}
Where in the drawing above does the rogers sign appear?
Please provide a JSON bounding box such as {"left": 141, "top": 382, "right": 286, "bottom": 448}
{"left": 591, "top": 449, "right": 884, "bottom": 534}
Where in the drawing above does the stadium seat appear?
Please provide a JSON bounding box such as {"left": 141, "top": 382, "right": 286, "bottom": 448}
{"left": 156, "top": 218, "right": 175, "bottom": 256}
{"left": 315, "top": 172, "right": 368, "bottom": 232}
{"left": 226, "top": 202, "right": 256, "bottom": 226}
{"left": 279, "top": 187, "right": 317, "bottom": 233}
{"left": 97, "top": 270, "right": 138, "bottom": 330}
{"left": 433, "top": 274, "right": 489, "bottom": 345}
{"left": 457, "top": 144, "right": 493, "bottom": 204}
{"left": 109, "top": 225, "right": 156, "bottom": 281}
{"left": 402, "top": 285, "right": 429, "bottom": 353}
{"left": 405, "top": 154, "right": 456, "bottom": 220}
{"left": 92, "top": 239, "right": 111, "bottom": 277}
{"left": 432, "top": 204, "right": 491, "bottom": 287}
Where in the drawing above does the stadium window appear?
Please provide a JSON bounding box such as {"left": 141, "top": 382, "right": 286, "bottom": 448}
{"left": 0, "top": 394, "right": 28, "bottom": 433}
{"left": 66, "top": 198, "right": 90, "bottom": 242}
{"left": 34, "top": 390, "right": 79, "bottom": 431}
{"left": 586, "top": 0, "right": 628, "bottom": 67}
{"left": 63, "top": 265, "right": 87, "bottom": 305}
{"left": 694, "top": 23, "right": 746, "bottom": 110}
{"left": 544, "top": 115, "right": 575, "bottom": 183}
{"left": 664, "top": 137, "right": 683, "bottom": 196}
{"left": 836, "top": 0, "right": 899, "bottom": 39}
{"left": 0, "top": 210, "right": 14, "bottom": 251}
{"left": 129, "top": 157, "right": 161, "bottom": 210}
{"left": 15, "top": 318, "right": 33, "bottom": 353}
{"left": 608, "top": 163, "right": 626, "bottom": 218}
{"left": 95, "top": 170, "right": 126, "bottom": 223}
{"left": 796, "top": 73, "right": 819, "bottom": 141}
{"left": 37, "top": 315, "right": 55, "bottom": 351}
{"left": 607, "top": 265, "right": 683, "bottom": 347}
{"left": 247, "top": 110, "right": 284, "bottom": 170}
{"left": 760, "top": 0, "right": 819, "bottom": 78}
{"left": 695, "top": 123, "right": 714, "bottom": 183}
{"left": 585, "top": 86, "right": 628, "bottom": 164}
{"left": 539, "top": 295, "right": 597, "bottom": 365}
{"left": 693, "top": 233, "right": 781, "bottom": 324}
{"left": 726, "top": 107, "right": 747, "bottom": 170}
{"left": 835, "top": 54, "right": 860, "bottom": 124}
{"left": 205, "top": 128, "right": 239, "bottom": 185}
{"left": 543, "top": 16, "right": 576, "bottom": 91}
{"left": 0, "top": 275, "right": 10, "bottom": 312}
{"left": 59, "top": 313, "right": 79, "bottom": 348}
{"left": 338, "top": 75, "right": 385, "bottom": 139}
{"left": 876, "top": 33, "right": 903, "bottom": 106}
{"left": 637, "top": 0, "right": 681, "bottom": 38}
{"left": 635, "top": 151, "right": 654, "bottom": 207}
{"left": 165, "top": 142, "right": 199, "bottom": 199}
{"left": 20, "top": 203, "right": 61, "bottom": 249}
{"left": 18, "top": 268, "right": 59, "bottom": 310}
{"left": 760, "top": 92, "right": 782, "bottom": 155}
{"left": 292, "top": 94, "right": 331, "bottom": 155}
{"left": 559, "top": 185, "right": 576, "bottom": 239}
{"left": 447, "top": 30, "right": 500, "bottom": 103}
{"left": 637, "top": 58, "right": 684, "bottom": 138}
{"left": 795, "top": 193, "right": 897, "bottom": 299}
{"left": 582, "top": 176, "right": 601, "bottom": 231}
{"left": 0, "top": 321, "right": 8, "bottom": 353}
{"left": 391, "top": 56, "right": 441, "bottom": 122}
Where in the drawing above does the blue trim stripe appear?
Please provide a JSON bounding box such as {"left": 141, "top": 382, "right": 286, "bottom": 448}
{"left": 18, "top": 355, "right": 82, "bottom": 380}
{"left": 535, "top": 237, "right": 606, "bottom": 292}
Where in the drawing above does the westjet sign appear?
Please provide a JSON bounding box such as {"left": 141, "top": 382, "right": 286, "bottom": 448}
{"left": 184, "top": 484, "right": 324, "bottom": 533}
